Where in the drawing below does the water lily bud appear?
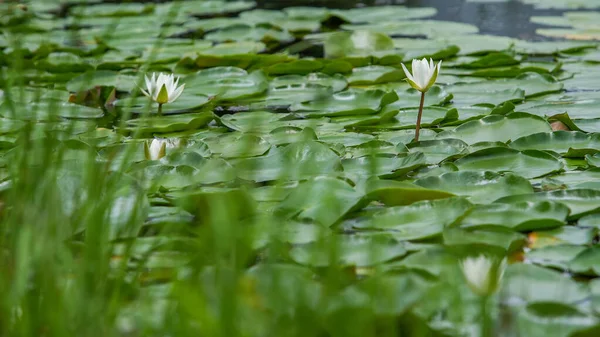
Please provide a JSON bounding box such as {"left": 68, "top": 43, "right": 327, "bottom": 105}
{"left": 140, "top": 73, "right": 185, "bottom": 104}
{"left": 401, "top": 58, "right": 442, "bottom": 93}
{"left": 145, "top": 139, "right": 167, "bottom": 161}
{"left": 460, "top": 255, "right": 507, "bottom": 297}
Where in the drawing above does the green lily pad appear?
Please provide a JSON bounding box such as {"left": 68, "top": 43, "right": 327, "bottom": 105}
{"left": 66, "top": 70, "right": 138, "bottom": 92}
{"left": 123, "top": 111, "right": 214, "bottom": 135}
{"left": 114, "top": 93, "right": 211, "bottom": 115}
{"left": 415, "top": 171, "right": 534, "bottom": 204}
{"left": 203, "top": 134, "right": 270, "bottom": 158}
{"left": 454, "top": 147, "right": 563, "bottom": 179}
{"left": 352, "top": 197, "right": 473, "bottom": 241}
{"left": 518, "top": 302, "right": 597, "bottom": 337}
{"left": 443, "top": 227, "right": 526, "bottom": 253}
{"left": 569, "top": 246, "right": 600, "bottom": 276}
{"left": 331, "top": 6, "right": 436, "bottom": 23}
{"left": 501, "top": 263, "right": 589, "bottom": 305}
{"left": 406, "top": 139, "right": 469, "bottom": 164}
{"left": 277, "top": 176, "right": 364, "bottom": 227}
{"left": 510, "top": 131, "right": 600, "bottom": 157}
{"left": 0, "top": 99, "right": 103, "bottom": 120}
{"left": 342, "top": 20, "right": 478, "bottom": 38}
{"left": 263, "top": 73, "right": 347, "bottom": 104}
{"left": 183, "top": 67, "right": 268, "bottom": 100}
{"left": 323, "top": 30, "right": 394, "bottom": 58}
{"left": 496, "top": 189, "right": 600, "bottom": 219}
{"left": 291, "top": 89, "right": 398, "bottom": 117}
{"left": 363, "top": 178, "right": 455, "bottom": 206}
{"left": 289, "top": 234, "right": 407, "bottom": 267}
{"left": 341, "top": 153, "right": 426, "bottom": 178}
{"left": 437, "top": 113, "right": 552, "bottom": 144}
{"left": 525, "top": 245, "right": 587, "bottom": 270}
{"left": 234, "top": 141, "right": 342, "bottom": 182}
{"left": 204, "top": 24, "right": 294, "bottom": 43}
{"left": 460, "top": 201, "right": 569, "bottom": 231}
{"left": 346, "top": 65, "right": 405, "bottom": 85}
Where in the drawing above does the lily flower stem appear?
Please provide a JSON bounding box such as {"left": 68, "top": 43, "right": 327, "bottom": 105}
{"left": 480, "top": 295, "right": 493, "bottom": 337}
{"left": 415, "top": 91, "right": 425, "bottom": 142}
{"left": 158, "top": 103, "right": 163, "bottom": 116}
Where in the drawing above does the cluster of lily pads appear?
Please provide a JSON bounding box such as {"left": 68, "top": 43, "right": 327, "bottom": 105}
{"left": 3, "top": 0, "right": 600, "bottom": 336}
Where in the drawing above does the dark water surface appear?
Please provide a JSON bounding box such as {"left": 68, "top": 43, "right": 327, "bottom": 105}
{"left": 256, "top": 0, "right": 563, "bottom": 40}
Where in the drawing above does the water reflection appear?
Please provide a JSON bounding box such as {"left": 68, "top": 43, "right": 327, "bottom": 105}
{"left": 256, "top": 0, "right": 560, "bottom": 39}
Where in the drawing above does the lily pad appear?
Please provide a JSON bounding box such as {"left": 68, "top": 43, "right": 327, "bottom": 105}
{"left": 277, "top": 176, "right": 364, "bottom": 227}
{"left": 436, "top": 113, "right": 552, "bottom": 144}
{"left": 183, "top": 67, "right": 268, "bottom": 100}
{"left": 415, "top": 171, "right": 534, "bottom": 204}
{"left": 352, "top": 197, "right": 473, "bottom": 241}
{"left": 289, "top": 234, "right": 407, "bottom": 267}
{"left": 460, "top": 201, "right": 569, "bottom": 231}
{"left": 496, "top": 189, "right": 600, "bottom": 219}
{"left": 234, "top": 141, "right": 342, "bottom": 182}
{"left": 291, "top": 89, "right": 398, "bottom": 117}
{"left": 454, "top": 147, "right": 563, "bottom": 179}
{"left": 510, "top": 131, "right": 600, "bottom": 157}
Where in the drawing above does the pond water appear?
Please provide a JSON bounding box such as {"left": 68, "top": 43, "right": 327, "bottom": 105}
{"left": 257, "top": 0, "right": 562, "bottom": 39}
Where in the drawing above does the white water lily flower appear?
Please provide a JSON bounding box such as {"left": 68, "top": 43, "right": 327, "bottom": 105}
{"left": 460, "top": 255, "right": 507, "bottom": 297}
{"left": 141, "top": 73, "right": 185, "bottom": 104}
{"left": 145, "top": 139, "right": 167, "bottom": 160}
{"left": 401, "top": 58, "right": 442, "bottom": 93}
{"left": 145, "top": 138, "right": 186, "bottom": 160}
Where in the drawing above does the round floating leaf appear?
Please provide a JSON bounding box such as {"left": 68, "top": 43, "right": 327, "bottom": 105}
{"left": 587, "top": 153, "right": 600, "bottom": 167}
{"left": 518, "top": 302, "right": 596, "bottom": 337}
{"left": 415, "top": 171, "right": 534, "bottom": 204}
{"left": 331, "top": 6, "right": 436, "bottom": 23}
{"left": 183, "top": 67, "right": 268, "bottom": 100}
{"left": 170, "top": 187, "right": 257, "bottom": 223}
{"left": 234, "top": 141, "right": 342, "bottom": 182}
{"left": 277, "top": 176, "right": 364, "bottom": 227}
{"left": 510, "top": 131, "right": 600, "bottom": 157}
{"left": 264, "top": 73, "right": 347, "bottom": 104}
{"left": 448, "top": 73, "right": 563, "bottom": 99}
{"left": 291, "top": 89, "right": 398, "bottom": 117}
{"left": 342, "top": 153, "right": 426, "bottom": 178}
{"left": 530, "top": 226, "right": 596, "bottom": 248}
{"left": 569, "top": 247, "right": 600, "bottom": 276}
{"left": 203, "top": 134, "right": 270, "bottom": 158}
{"left": 347, "top": 65, "right": 405, "bottom": 85}
{"left": 443, "top": 227, "right": 526, "bottom": 253}
{"left": 374, "top": 107, "right": 458, "bottom": 130}
{"left": 342, "top": 20, "right": 478, "bottom": 38}
{"left": 289, "top": 234, "right": 407, "bottom": 267}
{"left": 454, "top": 147, "right": 563, "bottom": 179}
{"left": 124, "top": 111, "right": 214, "bottom": 135}
{"left": 336, "top": 272, "right": 433, "bottom": 316}
{"left": 542, "top": 169, "right": 600, "bottom": 189}
{"left": 36, "top": 52, "right": 93, "bottom": 73}
{"left": 519, "top": 99, "right": 600, "bottom": 120}
{"left": 501, "top": 263, "right": 589, "bottom": 305}
{"left": 66, "top": 70, "right": 137, "bottom": 92}
{"left": 496, "top": 189, "right": 600, "bottom": 219}
{"left": 451, "top": 88, "right": 525, "bottom": 107}
{"left": 407, "top": 139, "right": 469, "bottom": 164}
{"left": 363, "top": 178, "right": 455, "bottom": 206}
{"left": 204, "top": 24, "right": 294, "bottom": 43}
{"left": 114, "top": 93, "right": 211, "bottom": 115}
{"left": 352, "top": 197, "right": 473, "bottom": 241}
{"left": 460, "top": 201, "right": 569, "bottom": 231}
{"left": 318, "top": 132, "right": 374, "bottom": 147}
{"left": 323, "top": 30, "right": 394, "bottom": 58}
{"left": 525, "top": 245, "right": 586, "bottom": 270}
{"left": 0, "top": 99, "right": 103, "bottom": 120}
{"left": 436, "top": 112, "right": 552, "bottom": 144}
